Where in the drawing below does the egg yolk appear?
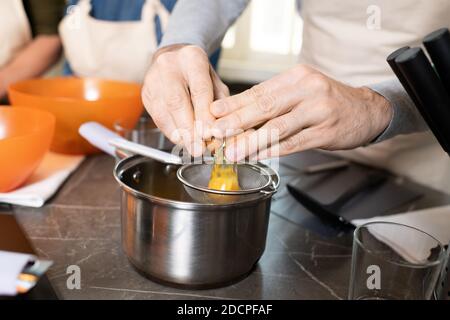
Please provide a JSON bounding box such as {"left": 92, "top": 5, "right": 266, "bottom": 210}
{"left": 208, "top": 164, "right": 241, "bottom": 191}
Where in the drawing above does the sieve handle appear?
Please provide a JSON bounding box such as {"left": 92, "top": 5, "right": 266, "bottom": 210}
{"left": 260, "top": 181, "right": 277, "bottom": 195}
{"left": 259, "top": 171, "right": 280, "bottom": 196}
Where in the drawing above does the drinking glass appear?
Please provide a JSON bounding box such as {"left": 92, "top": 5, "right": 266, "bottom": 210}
{"left": 349, "top": 221, "right": 446, "bottom": 300}
{"left": 114, "top": 116, "right": 174, "bottom": 151}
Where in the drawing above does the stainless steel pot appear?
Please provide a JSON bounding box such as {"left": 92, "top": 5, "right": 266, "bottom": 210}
{"left": 114, "top": 155, "right": 279, "bottom": 288}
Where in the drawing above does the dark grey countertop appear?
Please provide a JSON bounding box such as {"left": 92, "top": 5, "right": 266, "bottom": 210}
{"left": 9, "top": 151, "right": 450, "bottom": 300}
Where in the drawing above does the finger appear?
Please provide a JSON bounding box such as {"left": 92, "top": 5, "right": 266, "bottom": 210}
{"left": 158, "top": 64, "right": 201, "bottom": 156}
{"left": 142, "top": 73, "right": 181, "bottom": 144}
{"left": 210, "top": 83, "right": 270, "bottom": 119}
{"left": 205, "top": 128, "right": 248, "bottom": 156}
{"left": 202, "top": 71, "right": 229, "bottom": 141}
{"left": 206, "top": 138, "right": 223, "bottom": 154}
{"left": 185, "top": 56, "right": 215, "bottom": 141}
{"left": 257, "top": 128, "right": 323, "bottom": 159}
{"left": 210, "top": 65, "right": 311, "bottom": 118}
{"left": 223, "top": 129, "right": 255, "bottom": 162}
{"left": 211, "top": 85, "right": 302, "bottom": 139}
{"left": 145, "top": 96, "right": 181, "bottom": 144}
{"left": 224, "top": 106, "right": 317, "bottom": 161}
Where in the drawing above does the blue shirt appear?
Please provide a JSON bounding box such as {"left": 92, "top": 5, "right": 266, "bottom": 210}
{"left": 64, "top": 0, "right": 220, "bottom": 75}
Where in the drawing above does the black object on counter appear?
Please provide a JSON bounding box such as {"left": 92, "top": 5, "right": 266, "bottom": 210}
{"left": 287, "top": 171, "right": 388, "bottom": 230}
{"left": 274, "top": 153, "right": 423, "bottom": 237}
{"left": 0, "top": 212, "right": 58, "bottom": 300}
{"left": 395, "top": 47, "right": 450, "bottom": 153}
{"left": 423, "top": 28, "right": 450, "bottom": 95}
{"left": 387, "top": 47, "right": 448, "bottom": 151}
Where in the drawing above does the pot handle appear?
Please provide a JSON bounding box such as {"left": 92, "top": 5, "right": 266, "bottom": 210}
{"left": 109, "top": 138, "right": 183, "bottom": 165}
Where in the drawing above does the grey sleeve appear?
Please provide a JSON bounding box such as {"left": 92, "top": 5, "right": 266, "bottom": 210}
{"left": 160, "top": 0, "right": 250, "bottom": 55}
{"left": 367, "top": 79, "right": 429, "bottom": 142}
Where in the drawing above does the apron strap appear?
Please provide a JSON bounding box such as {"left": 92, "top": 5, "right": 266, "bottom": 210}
{"left": 142, "top": 0, "right": 170, "bottom": 30}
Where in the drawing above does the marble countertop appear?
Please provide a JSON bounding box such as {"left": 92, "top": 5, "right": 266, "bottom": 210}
{"left": 10, "top": 151, "right": 450, "bottom": 300}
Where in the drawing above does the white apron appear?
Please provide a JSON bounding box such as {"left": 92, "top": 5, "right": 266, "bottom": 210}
{"left": 299, "top": 0, "right": 450, "bottom": 193}
{"left": 59, "top": 0, "right": 169, "bottom": 83}
{"left": 0, "top": 0, "right": 32, "bottom": 68}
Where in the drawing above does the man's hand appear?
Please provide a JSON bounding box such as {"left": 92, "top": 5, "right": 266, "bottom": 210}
{"left": 142, "top": 44, "right": 229, "bottom": 157}
{"left": 207, "top": 65, "right": 393, "bottom": 161}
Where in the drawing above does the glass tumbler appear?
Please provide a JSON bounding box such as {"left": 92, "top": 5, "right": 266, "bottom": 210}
{"left": 349, "top": 221, "right": 446, "bottom": 300}
{"left": 114, "top": 116, "right": 174, "bottom": 152}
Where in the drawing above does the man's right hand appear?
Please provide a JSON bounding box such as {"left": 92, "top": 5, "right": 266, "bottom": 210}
{"left": 142, "top": 44, "right": 229, "bottom": 157}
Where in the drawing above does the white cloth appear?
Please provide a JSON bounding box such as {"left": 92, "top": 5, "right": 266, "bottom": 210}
{"left": 0, "top": 251, "right": 32, "bottom": 296}
{"left": 299, "top": 0, "right": 450, "bottom": 193}
{"left": 59, "top": 0, "right": 169, "bottom": 83}
{"left": 0, "top": 152, "right": 84, "bottom": 207}
{"left": 0, "top": 0, "right": 32, "bottom": 68}
{"left": 352, "top": 205, "right": 450, "bottom": 264}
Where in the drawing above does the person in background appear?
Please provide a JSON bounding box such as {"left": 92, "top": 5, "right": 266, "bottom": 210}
{"left": 0, "top": 0, "right": 65, "bottom": 102}
{"left": 142, "top": 0, "right": 450, "bottom": 193}
{"left": 60, "top": 0, "right": 221, "bottom": 83}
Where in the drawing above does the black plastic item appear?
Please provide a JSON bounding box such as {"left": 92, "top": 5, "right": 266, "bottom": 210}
{"left": 423, "top": 28, "right": 450, "bottom": 95}
{"left": 395, "top": 47, "right": 450, "bottom": 153}
{"left": 275, "top": 155, "right": 423, "bottom": 236}
{"left": 0, "top": 213, "right": 58, "bottom": 300}
{"left": 287, "top": 172, "right": 388, "bottom": 230}
{"left": 387, "top": 47, "right": 448, "bottom": 152}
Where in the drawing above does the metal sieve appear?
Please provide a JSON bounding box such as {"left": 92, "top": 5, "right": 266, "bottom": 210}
{"left": 177, "top": 163, "right": 276, "bottom": 195}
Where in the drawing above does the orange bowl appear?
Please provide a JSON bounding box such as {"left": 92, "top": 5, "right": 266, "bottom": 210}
{"left": 0, "top": 107, "right": 55, "bottom": 192}
{"left": 8, "top": 77, "right": 144, "bottom": 155}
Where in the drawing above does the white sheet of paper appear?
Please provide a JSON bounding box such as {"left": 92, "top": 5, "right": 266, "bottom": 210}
{"left": 0, "top": 152, "right": 84, "bottom": 207}
{"left": 352, "top": 205, "right": 450, "bottom": 263}
{"left": 0, "top": 251, "right": 32, "bottom": 296}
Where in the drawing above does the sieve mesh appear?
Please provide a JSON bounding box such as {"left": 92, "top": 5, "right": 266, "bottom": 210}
{"left": 177, "top": 163, "right": 272, "bottom": 195}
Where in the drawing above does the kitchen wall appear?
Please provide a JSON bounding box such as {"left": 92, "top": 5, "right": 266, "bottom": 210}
{"left": 218, "top": 0, "right": 303, "bottom": 84}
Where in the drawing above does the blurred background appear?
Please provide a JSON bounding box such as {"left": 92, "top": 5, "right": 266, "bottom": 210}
{"left": 218, "top": 0, "right": 303, "bottom": 84}
{"left": 48, "top": 0, "right": 304, "bottom": 92}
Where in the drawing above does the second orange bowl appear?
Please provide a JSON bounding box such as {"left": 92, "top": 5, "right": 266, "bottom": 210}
{"left": 0, "top": 107, "right": 55, "bottom": 192}
{"left": 8, "top": 77, "right": 144, "bottom": 155}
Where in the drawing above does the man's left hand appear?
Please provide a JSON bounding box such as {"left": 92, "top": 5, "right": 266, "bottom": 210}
{"left": 206, "top": 65, "right": 393, "bottom": 161}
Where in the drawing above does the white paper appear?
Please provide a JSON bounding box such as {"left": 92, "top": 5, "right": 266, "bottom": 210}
{"left": 0, "top": 251, "right": 32, "bottom": 296}
{"left": 0, "top": 152, "right": 84, "bottom": 207}
{"left": 352, "top": 205, "right": 450, "bottom": 263}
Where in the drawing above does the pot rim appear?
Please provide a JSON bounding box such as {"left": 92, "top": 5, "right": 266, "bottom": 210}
{"left": 113, "top": 155, "right": 280, "bottom": 209}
